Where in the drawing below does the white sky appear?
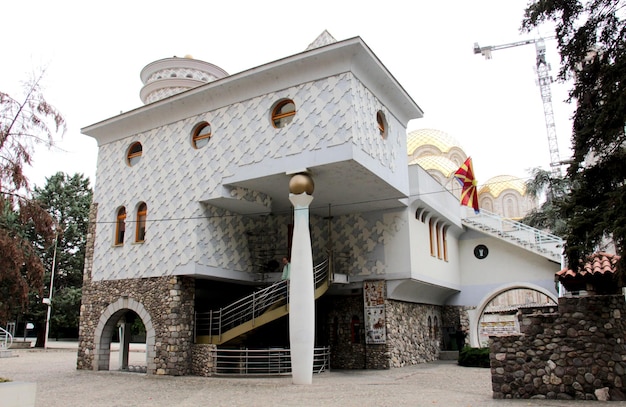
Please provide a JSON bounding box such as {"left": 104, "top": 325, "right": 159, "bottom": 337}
{"left": 1, "top": 0, "right": 574, "bottom": 191}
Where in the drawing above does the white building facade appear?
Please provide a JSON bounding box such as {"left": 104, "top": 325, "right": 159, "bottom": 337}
{"left": 77, "top": 34, "right": 562, "bottom": 375}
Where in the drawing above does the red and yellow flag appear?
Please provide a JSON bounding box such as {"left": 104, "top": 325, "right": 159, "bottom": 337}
{"left": 454, "top": 157, "right": 479, "bottom": 213}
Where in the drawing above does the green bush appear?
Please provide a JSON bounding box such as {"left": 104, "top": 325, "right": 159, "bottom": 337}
{"left": 0, "top": 377, "right": 11, "bottom": 383}
{"left": 458, "top": 346, "right": 490, "bottom": 368}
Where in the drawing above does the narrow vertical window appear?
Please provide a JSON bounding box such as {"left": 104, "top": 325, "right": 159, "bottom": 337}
{"left": 436, "top": 222, "right": 442, "bottom": 259}
{"left": 442, "top": 226, "right": 449, "bottom": 262}
{"left": 136, "top": 202, "right": 147, "bottom": 242}
{"left": 428, "top": 316, "right": 433, "bottom": 338}
{"left": 115, "top": 207, "right": 126, "bottom": 245}
{"left": 428, "top": 218, "right": 435, "bottom": 257}
{"left": 376, "top": 110, "right": 387, "bottom": 139}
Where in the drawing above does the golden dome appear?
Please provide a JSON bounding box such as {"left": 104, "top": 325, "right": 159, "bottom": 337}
{"left": 409, "top": 155, "right": 459, "bottom": 178}
{"left": 289, "top": 173, "right": 314, "bottom": 195}
{"left": 479, "top": 175, "right": 526, "bottom": 198}
{"left": 407, "top": 128, "right": 463, "bottom": 156}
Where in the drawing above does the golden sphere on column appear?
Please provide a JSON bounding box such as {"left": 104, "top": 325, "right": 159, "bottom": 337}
{"left": 289, "top": 173, "right": 314, "bottom": 195}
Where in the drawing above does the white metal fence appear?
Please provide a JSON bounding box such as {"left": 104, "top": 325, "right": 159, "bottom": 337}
{"left": 214, "top": 346, "right": 330, "bottom": 376}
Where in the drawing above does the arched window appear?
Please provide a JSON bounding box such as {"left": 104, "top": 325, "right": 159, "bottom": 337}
{"left": 428, "top": 218, "right": 436, "bottom": 257}
{"left": 191, "top": 122, "right": 211, "bottom": 149}
{"left": 127, "top": 142, "right": 142, "bottom": 166}
{"left": 436, "top": 221, "right": 442, "bottom": 259}
{"left": 351, "top": 315, "right": 361, "bottom": 344}
{"left": 271, "top": 99, "right": 296, "bottom": 128}
{"left": 136, "top": 202, "right": 147, "bottom": 242}
{"left": 115, "top": 207, "right": 126, "bottom": 245}
{"left": 428, "top": 316, "right": 433, "bottom": 338}
{"left": 442, "top": 225, "right": 449, "bottom": 262}
{"left": 434, "top": 316, "right": 439, "bottom": 340}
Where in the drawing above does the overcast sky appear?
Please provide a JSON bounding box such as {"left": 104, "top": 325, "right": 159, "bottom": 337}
{"left": 2, "top": 0, "right": 574, "bottom": 191}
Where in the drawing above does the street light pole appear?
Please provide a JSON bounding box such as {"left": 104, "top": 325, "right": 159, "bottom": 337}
{"left": 43, "top": 233, "right": 58, "bottom": 350}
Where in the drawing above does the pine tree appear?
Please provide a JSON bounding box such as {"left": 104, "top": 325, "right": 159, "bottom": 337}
{"left": 523, "top": 0, "right": 626, "bottom": 271}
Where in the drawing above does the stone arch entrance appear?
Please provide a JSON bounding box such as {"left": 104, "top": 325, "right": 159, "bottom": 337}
{"left": 92, "top": 297, "right": 156, "bottom": 373}
{"left": 470, "top": 283, "right": 557, "bottom": 347}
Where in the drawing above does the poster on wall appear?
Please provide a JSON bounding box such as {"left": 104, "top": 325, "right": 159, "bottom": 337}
{"left": 363, "top": 280, "right": 386, "bottom": 344}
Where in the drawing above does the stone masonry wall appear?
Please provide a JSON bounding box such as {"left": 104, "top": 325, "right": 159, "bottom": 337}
{"left": 490, "top": 295, "right": 626, "bottom": 401}
{"left": 77, "top": 276, "right": 195, "bottom": 375}
{"left": 191, "top": 344, "right": 217, "bottom": 376}
{"left": 386, "top": 300, "right": 442, "bottom": 367}
{"left": 325, "top": 295, "right": 368, "bottom": 369}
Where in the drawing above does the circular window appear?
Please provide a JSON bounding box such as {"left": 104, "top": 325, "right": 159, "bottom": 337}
{"left": 127, "top": 142, "right": 142, "bottom": 166}
{"left": 192, "top": 122, "right": 212, "bottom": 149}
{"left": 271, "top": 99, "right": 296, "bottom": 128}
{"left": 376, "top": 111, "right": 387, "bottom": 139}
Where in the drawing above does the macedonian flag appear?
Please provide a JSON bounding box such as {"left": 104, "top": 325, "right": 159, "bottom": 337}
{"left": 454, "top": 157, "right": 479, "bottom": 213}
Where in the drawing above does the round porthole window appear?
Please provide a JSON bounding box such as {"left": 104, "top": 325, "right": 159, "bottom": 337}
{"left": 271, "top": 99, "right": 296, "bottom": 128}
{"left": 192, "top": 122, "right": 212, "bottom": 149}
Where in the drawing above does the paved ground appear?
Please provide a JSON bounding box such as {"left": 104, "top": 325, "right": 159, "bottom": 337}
{"left": 2, "top": 342, "right": 626, "bottom": 407}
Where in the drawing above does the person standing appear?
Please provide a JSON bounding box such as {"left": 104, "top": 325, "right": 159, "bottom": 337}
{"left": 281, "top": 257, "right": 291, "bottom": 280}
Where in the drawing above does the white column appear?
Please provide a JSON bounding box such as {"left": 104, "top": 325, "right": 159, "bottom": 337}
{"left": 288, "top": 192, "right": 315, "bottom": 385}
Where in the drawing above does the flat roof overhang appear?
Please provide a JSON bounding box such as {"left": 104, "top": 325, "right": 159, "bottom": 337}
{"left": 204, "top": 159, "right": 409, "bottom": 217}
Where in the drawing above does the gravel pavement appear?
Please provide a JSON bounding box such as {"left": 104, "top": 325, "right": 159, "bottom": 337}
{"left": 2, "top": 344, "right": 626, "bottom": 407}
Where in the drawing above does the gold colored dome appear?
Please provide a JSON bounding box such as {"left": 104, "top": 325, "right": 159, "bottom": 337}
{"left": 289, "top": 173, "right": 314, "bottom": 195}
{"left": 479, "top": 175, "right": 526, "bottom": 198}
{"left": 407, "top": 128, "right": 463, "bottom": 156}
{"left": 409, "top": 155, "right": 459, "bottom": 178}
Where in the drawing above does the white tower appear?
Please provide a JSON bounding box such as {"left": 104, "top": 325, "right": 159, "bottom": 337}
{"left": 139, "top": 55, "right": 228, "bottom": 104}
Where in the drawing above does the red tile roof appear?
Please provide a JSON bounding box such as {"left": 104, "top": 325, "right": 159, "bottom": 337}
{"left": 556, "top": 252, "right": 621, "bottom": 281}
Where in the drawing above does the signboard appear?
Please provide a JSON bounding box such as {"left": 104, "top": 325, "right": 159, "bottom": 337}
{"left": 363, "top": 280, "right": 386, "bottom": 344}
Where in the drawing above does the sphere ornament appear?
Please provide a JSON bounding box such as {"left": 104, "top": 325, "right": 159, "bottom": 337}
{"left": 289, "top": 173, "right": 314, "bottom": 195}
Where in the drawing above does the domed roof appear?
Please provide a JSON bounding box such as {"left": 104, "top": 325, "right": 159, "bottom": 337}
{"left": 407, "top": 128, "right": 463, "bottom": 156}
{"left": 409, "top": 155, "right": 459, "bottom": 178}
{"left": 479, "top": 175, "right": 526, "bottom": 198}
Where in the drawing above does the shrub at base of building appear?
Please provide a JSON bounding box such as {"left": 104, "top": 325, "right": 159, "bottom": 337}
{"left": 458, "top": 347, "right": 490, "bottom": 368}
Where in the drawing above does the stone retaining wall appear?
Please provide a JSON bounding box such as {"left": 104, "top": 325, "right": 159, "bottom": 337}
{"left": 490, "top": 295, "right": 626, "bottom": 401}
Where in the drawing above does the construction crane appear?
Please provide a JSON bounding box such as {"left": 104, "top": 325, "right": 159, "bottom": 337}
{"left": 474, "top": 38, "right": 562, "bottom": 177}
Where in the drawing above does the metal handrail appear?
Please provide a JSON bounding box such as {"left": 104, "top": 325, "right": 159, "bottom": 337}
{"left": 214, "top": 346, "right": 330, "bottom": 376}
{"left": 0, "top": 326, "right": 13, "bottom": 350}
{"left": 196, "top": 258, "right": 330, "bottom": 338}
{"left": 462, "top": 208, "right": 563, "bottom": 260}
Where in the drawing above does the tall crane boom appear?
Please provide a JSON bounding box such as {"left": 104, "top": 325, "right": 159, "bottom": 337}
{"left": 474, "top": 38, "right": 562, "bottom": 177}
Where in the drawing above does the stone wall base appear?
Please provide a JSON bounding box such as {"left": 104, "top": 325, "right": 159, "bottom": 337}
{"left": 191, "top": 344, "right": 217, "bottom": 376}
{"left": 490, "top": 295, "right": 626, "bottom": 401}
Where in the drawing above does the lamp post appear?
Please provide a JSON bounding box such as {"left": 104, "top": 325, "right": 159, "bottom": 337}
{"left": 43, "top": 234, "right": 58, "bottom": 350}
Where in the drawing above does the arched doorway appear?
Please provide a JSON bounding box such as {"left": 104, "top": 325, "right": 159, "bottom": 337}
{"left": 92, "top": 297, "right": 156, "bottom": 373}
{"left": 108, "top": 310, "right": 147, "bottom": 372}
{"left": 472, "top": 284, "right": 557, "bottom": 347}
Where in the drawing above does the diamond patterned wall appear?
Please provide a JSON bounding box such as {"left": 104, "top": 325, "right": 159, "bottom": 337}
{"left": 91, "top": 73, "right": 407, "bottom": 281}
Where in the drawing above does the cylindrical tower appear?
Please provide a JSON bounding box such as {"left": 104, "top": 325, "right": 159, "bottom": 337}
{"left": 139, "top": 55, "right": 228, "bottom": 104}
